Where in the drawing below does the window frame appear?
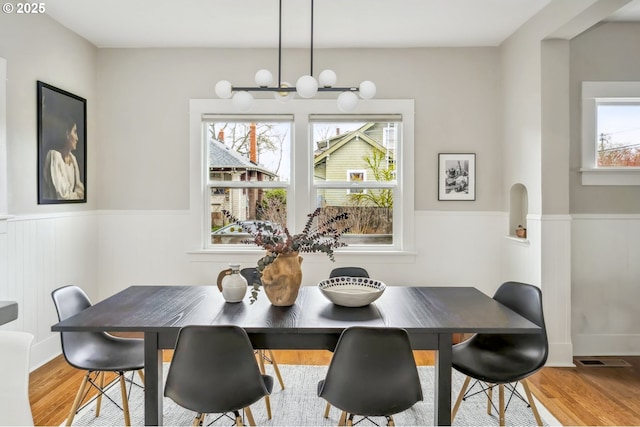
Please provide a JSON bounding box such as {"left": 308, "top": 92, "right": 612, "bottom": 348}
{"left": 189, "top": 99, "right": 415, "bottom": 255}
{"left": 581, "top": 81, "right": 640, "bottom": 185}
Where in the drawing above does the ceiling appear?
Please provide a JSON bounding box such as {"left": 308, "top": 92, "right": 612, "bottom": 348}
{"left": 43, "top": 0, "right": 640, "bottom": 49}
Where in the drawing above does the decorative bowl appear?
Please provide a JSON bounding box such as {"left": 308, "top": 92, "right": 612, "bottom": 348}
{"left": 318, "top": 277, "right": 386, "bottom": 307}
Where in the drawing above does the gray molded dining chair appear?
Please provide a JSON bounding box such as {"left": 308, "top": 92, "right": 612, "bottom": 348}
{"left": 51, "top": 285, "right": 145, "bottom": 426}
{"left": 324, "top": 266, "right": 370, "bottom": 419}
{"left": 329, "top": 267, "right": 370, "bottom": 278}
{"left": 164, "top": 325, "right": 274, "bottom": 426}
{"left": 451, "top": 281, "right": 548, "bottom": 426}
{"left": 241, "top": 268, "right": 286, "bottom": 398}
{"left": 318, "top": 326, "right": 423, "bottom": 426}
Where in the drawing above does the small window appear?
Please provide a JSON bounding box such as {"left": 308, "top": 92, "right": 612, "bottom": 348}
{"left": 347, "top": 170, "right": 366, "bottom": 194}
{"left": 581, "top": 81, "right": 640, "bottom": 185}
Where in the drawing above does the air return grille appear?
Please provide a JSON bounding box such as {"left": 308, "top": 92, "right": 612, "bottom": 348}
{"left": 575, "top": 358, "right": 631, "bottom": 367}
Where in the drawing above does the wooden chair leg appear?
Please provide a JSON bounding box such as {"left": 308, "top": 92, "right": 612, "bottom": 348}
{"left": 95, "top": 371, "right": 105, "bottom": 417}
{"left": 452, "top": 375, "right": 471, "bottom": 422}
{"left": 521, "top": 379, "right": 543, "bottom": 426}
{"left": 324, "top": 401, "right": 332, "bottom": 418}
{"left": 234, "top": 413, "right": 244, "bottom": 426}
{"left": 338, "top": 411, "right": 347, "bottom": 426}
{"left": 346, "top": 414, "right": 354, "bottom": 426}
{"left": 192, "top": 413, "right": 204, "bottom": 426}
{"left": 498, "top": 384, "right": 505, "bottom": 426}
{"left": 387, "top": 415, "right": 395, "bottom": 426}
{"left": 264, "top": 394, "right": 272, "bottom": 420}
{"left": 244, "top": 406, "right": 256, "bottom": 426}
{"left": 267, "top": 349, "right": 285, "bottom": 389}
{"left": 119, "top": 372, "right": 131, "bottom": 426}
{"left": 137, "top": 369, "right": 145, "bottom": 385}
{"left": 66, "top": 371, "right": 90, "bottom": 426}
{"left": 487, "top": 383, "right": 493, "bottom": 415}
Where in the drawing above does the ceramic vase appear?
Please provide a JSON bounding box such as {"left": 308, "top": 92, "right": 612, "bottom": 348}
{"left": 216, "top": 263, "right": 247, "bottom": 303}
{"left": 261, "top": 252, "right": 303, "bottom": 306}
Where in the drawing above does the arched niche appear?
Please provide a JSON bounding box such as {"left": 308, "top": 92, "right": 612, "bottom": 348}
{"left": 509, "top": 183, "right": 528, "bottom": 238}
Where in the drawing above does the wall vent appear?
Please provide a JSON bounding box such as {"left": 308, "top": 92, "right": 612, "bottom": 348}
{"left": 575, "top": 358, "right": 631, "bottom": 367}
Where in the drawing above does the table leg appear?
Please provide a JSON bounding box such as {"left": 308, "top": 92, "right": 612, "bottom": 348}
{"left": 144, "top": 332, "right": 163, "bottom": 426}
{"left": 435, "top": 333, "right": 453, "bottom": 426}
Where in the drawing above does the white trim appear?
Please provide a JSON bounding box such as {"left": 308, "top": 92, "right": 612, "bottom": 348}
{"left": 580, "top": 168, "right": 640, "bottom": 185}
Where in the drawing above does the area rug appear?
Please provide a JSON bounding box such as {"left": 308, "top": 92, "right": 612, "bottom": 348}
{"left": 70, "top": 364, "right": 561, "bottom": 426}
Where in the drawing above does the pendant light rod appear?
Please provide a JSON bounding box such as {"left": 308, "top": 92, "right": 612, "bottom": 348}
{"left": 278, "top": 0, "right": 282, "bottom": 87}
{"left": 310, "top": 0, "right": 314, "bottom": 77}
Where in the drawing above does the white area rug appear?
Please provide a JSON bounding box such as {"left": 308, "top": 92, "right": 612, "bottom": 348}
{"left": 70, "top": 364, "right": 561, "bottom": 426}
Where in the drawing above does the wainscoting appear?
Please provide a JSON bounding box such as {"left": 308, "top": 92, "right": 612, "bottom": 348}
{"left": 5, "top": 210, "right": 637, "bottom": 370}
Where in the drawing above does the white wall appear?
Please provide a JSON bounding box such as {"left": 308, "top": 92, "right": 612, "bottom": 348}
{"left": 96, "top": 210, "right": 506, "bottom": 300}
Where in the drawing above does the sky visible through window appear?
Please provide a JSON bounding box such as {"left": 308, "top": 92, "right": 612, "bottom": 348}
{"left": 596, "top": 104, "right": 640, "bottom": 167}
{"left": 597, "top": 104, "right": 640, "bottom": 150}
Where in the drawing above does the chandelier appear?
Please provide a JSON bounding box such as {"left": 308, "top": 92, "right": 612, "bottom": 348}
{"left": 214, "top": 0, "right": 376, "bottom": 112}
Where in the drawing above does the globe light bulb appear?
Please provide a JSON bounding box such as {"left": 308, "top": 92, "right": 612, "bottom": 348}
{"left": 214, "top": 80, "right": 232, "bottom": 99}
{"left": 318, "top": 69, "right": 337, "bottom": 87}
{"left": 337, "top": 91, "right": 358, "bottom": 112}
{"left": 359, "top": 80, "right": 376, "bottom": 100}
{"left": 296, "top": 75, "right": 319, "bottom": 98}
{"left": 232, "top": 91, "right": 253, "bottom": 112}
{"left": 274, "top": 82, "right": 294, "bottom": 102}
{"left": 254, "top": 69, "right": 273, "bottom": 87}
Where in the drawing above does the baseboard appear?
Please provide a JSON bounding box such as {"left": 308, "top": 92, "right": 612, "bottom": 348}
{"left": 546, "top": 341, "right": 575, "bottom": 367}
{"left": 30, "top": 334, "right": 61, "bottom": 371}
{"left": 573, "top": 333, "right": 640, "bottom": 356}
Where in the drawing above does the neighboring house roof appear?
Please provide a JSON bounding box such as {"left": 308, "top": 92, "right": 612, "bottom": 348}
{"left": 208, "top": 139, "right": 277, "bottom": 177}
{"left": 314, "top": 123, "right": 388, "bottom": 165}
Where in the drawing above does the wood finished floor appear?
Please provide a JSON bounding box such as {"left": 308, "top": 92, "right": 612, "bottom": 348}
{"left": 29, "top": 351, "right": 640, "bottom": 426}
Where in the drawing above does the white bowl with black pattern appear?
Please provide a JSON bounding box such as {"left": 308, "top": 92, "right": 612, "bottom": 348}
{"left": 318, "top": 277, "right": 386, "bottom": 307}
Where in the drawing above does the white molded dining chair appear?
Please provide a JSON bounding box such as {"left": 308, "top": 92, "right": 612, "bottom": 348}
{"left": 0, "top": 331, "right": 35, "bottom": 426}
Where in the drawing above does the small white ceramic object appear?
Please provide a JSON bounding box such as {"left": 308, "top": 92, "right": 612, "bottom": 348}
{"left": 217, "top": 264, "right": 247, "bottom": 303}
{"left": 318, "top": 277, "right": 386, "bottom": 307}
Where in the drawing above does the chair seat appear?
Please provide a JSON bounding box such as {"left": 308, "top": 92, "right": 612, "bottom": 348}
{"left": 65, "top": 333, "right": 144, "bottom": 372}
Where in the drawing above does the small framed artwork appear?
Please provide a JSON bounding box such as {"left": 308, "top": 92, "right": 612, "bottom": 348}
{"left": 37, "top": 81, "right": 87, "bottom": 204}
{"left": 438, "top": 153, "right": 476, "bottom": 201}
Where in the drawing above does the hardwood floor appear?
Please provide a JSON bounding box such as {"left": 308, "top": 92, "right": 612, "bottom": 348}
{"left": 29, "top": 352, "right": 639, "bottom": 426}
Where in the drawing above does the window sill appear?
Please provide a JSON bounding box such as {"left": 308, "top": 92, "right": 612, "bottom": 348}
{"left": 580, "top": 168, "right": 640, "bottom": 186}
{"left": 187, "top": 248, "right": 417, "bottom": 260}
{"left": 504, "top": 235, "right": 530, "bottom": 246}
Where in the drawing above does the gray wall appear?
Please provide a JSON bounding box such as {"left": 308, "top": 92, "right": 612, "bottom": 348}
{"left": 0, "top": 12, "right": 97, "bottom": 215}
{"left": 96, "top": 47, "right": 502, "bottom": 211}
{"left": 570, "top": 22, "right": 640, "bottom": 214}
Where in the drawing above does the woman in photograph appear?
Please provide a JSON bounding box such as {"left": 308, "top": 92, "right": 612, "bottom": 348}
{"left": 42, "top": 115, "right": 85, "bottom": 200}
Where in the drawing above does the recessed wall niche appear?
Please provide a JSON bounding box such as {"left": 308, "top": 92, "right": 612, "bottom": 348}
{"left": 509, "top": 183, "right": 528, "bottom": 239}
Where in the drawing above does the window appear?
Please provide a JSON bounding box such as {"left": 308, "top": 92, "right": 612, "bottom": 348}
{"left": 581, "top": 81, "right": 640, "bottom": 185}
{"left": 346, "top": 170, "right": 366, "bottom": 194}
{"left": 189, "top": 99, "right": 415, "bottom": 253}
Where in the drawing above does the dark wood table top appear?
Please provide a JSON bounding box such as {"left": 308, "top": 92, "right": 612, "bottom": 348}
{"left": 52, "top": 285, "right": 540, "bottom": 335}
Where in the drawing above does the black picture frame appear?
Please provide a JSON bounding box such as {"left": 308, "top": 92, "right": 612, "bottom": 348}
{"left": 37, "top": 81, "right": 87, "bottom": 204}
{"left": 438, "top": 153, "right": 476, "bottom": 201}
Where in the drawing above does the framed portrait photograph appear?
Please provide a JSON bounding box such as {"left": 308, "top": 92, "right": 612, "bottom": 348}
{"left": 438, "top": 153, "right": 476, "bottom": 201}
{"left": 37, "top": 81, "right": 87, "bottom": 204}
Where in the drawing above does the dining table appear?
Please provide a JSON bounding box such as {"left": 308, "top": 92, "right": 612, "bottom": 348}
{"left": 51, "top": 284, "right": 541, "bottom": 426}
